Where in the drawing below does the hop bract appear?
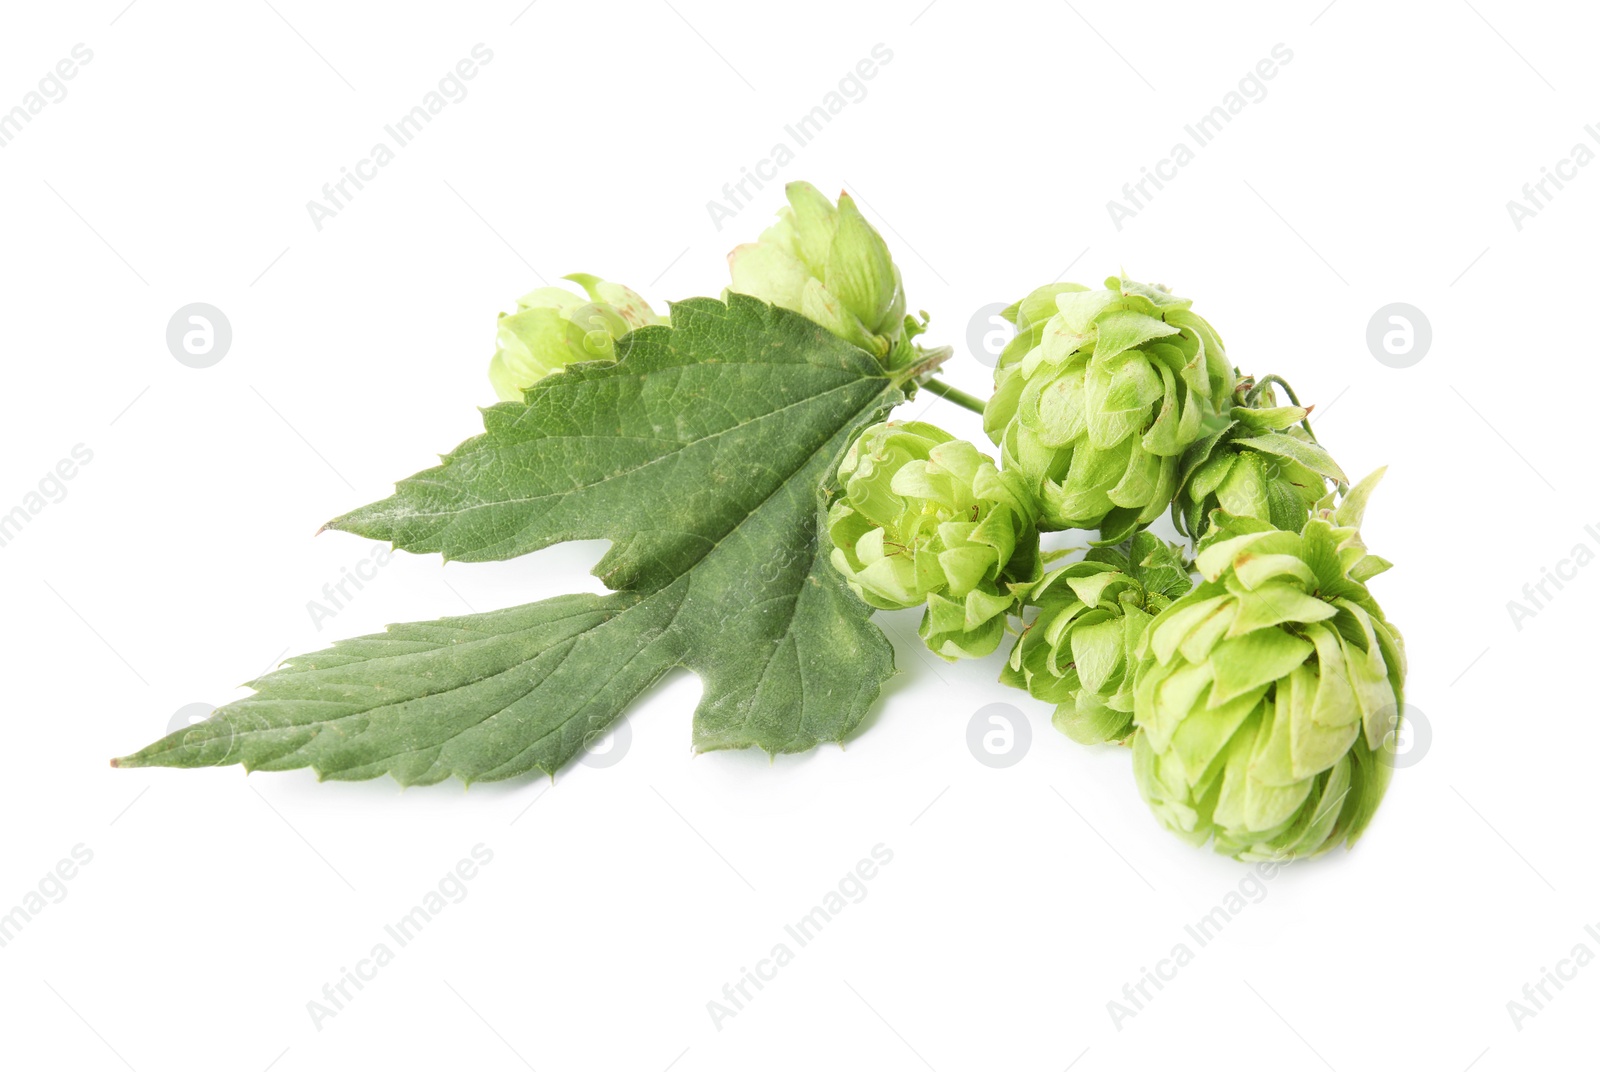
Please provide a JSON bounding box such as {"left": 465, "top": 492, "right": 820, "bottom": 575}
{"left": 1173, "top": 379, "right": 1347, "bottom": 539}
{"left": 1003, "top": 532, "right": 1192, "bottom": 745}
{"left": 489, "top": 273, "right": 665, "bottom": 401}
{"left": 827, "top": 421, "right": 1041, "bottom": 660}
{"left": 1130, "top": 474, "right": 1404, "bottom": 860}
{"left": 983, "top": 277, "right": 1234, "bottom": 541}
{"left": 728, "top": 181, "right": 916, "bottom": 369}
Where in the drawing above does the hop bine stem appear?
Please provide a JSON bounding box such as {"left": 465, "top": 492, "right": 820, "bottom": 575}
{"left": 920, "top": 377, "right": 987, "bottom": 416}
{"left": 1245, "top": 373, "right": 1319, "bottom": 442}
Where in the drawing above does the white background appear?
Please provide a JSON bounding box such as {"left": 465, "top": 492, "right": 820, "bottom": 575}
{"left": 1, "top": 1, "right": 1594, "bottom": 1069}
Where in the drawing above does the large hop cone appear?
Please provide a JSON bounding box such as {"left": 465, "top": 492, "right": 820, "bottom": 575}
{"left": 1003, "top": 531, "right": 1193, "bottom": 745}
{"left": 1130, "top": 472, "right": 1405, "bottom": 860}
{"left": 983, "top": 276, "right": 1234, "bottom": 541}
{"left": 727, "top": 181, "right": 917, "bottom": 371}
{"left": 1173, "top": 377, "right": 1347, "bottom": 540}
{"left": 827, "top": 421, "right": 1041, "bottom": 660}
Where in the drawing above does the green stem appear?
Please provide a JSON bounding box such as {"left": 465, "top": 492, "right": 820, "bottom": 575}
{"left": 1246, "top": 373, "right": 1300, "bottom": 407}
{"left": 921, "top": 377, "right": 987, "bottom": 416}
{"left": 1245, "top": 373, "right": 1319, "bottom": 442}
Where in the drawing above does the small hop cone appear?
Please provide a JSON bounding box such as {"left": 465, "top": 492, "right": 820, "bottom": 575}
{"left": 1173, "top": 379, "right": 1348, "bottom": 540}
{"left": 1003, "top": 531, "right": 1193, "bottom": 745}
{"left": 983, "top": 276, "right": 1234, "bottom": 541}
{"left": 728, "top": 182, "right": 915, "bottom": 369}
{"left": 827, "top": 421, "right": 1041, "bottom": 660}
{"left": 1130, "top": 479, "right": 1404, "bottom": 860}
{"left": 489, "top": 273, "right": 666, "bottom": 401}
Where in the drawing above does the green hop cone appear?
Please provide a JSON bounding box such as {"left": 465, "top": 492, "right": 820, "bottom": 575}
{"left": 1129, "top": 470, "right": 1405, "bottom": 860}
{"left": 983, "top": 276, "right": 1235, "bottom": 541}
{"left": 728, "top": 181, "right": 919, "bottom": 370}
{"left": 827, "top": 421, "right": 1042, "bottom": 660}
{"left": 488, "top": 273, "right": 666, "bottom": 401}
{"left": 1003, "top": 531, "right": 1193, "bottom": 745}
{"left": 1173, "top": 376, "right": 1348, "bottom": 540}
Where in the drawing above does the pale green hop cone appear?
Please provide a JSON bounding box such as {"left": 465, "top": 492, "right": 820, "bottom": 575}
{"left": 727, "top": 181, "right": 923, "bottom": 371}
{"left": 489, "top": 273, "right": 666, "bottom": 401}
{"left": 983, "top": 276, "right": 1234, "bottom": 541}
{"left": 827, "top": 421, "right": 1042, "bottom": 660}
{"left": 1003, "top": 531, "right": 1193, "bottom": 745}
{"left": 1130, "top": 472, "right": 1405, "bottom": 860}
{"left": 1173, "top": 376, "right": 1348, "bottom": 540}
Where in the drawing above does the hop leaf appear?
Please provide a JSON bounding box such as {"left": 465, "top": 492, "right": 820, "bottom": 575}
{"left": 1129, "top": 491, "right": 1404, "bottom": 861}
{"left": 826, "top": 421, "right": 1041, "bottom": 660}
{"left": 728, "top": 182, "right": 916, "bottom": 370}
{"left": 115, "top": 297, "right": 905, "bottom": 784}
{"left": 983, "top": 276, "right": 1234, "bottom": 541}
{"left": 488, "top": 273, "right": 665, "bottom": 401}
{"left": 1003, "top": 532, "right": 1193, "bottom": 744}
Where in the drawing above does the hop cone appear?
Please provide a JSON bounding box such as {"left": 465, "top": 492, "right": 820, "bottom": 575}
{"left": 983, "top": 276, "right": 1234, "bottom": 541}
{"left": 489, "top": 273, "right": 665, "bottom": 401}
{"left": 1130, "top": 472, "right": 1404, "bottom": 860}
{"left": 728, "top": 182, "right": 918, "bottom": 370}
{"left": 1173, "top": 378, "right": 1347, "bottom": 540}
{"left": 827, "top": 421, "right": 1041, "bottom": 660}
{"left": 1003, "top": 531, "right": 1193, "bottom": 745}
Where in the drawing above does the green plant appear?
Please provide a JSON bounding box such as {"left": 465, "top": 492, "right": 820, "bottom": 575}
{"left": 1171, "top": 375, "right": 1346, "bottom": 540}
{"left": 727, "top": 181, "right": 924, "bottom": 372}
{"left": 826, "top": 420, "right": 1041, "bottom": 660}
{"left": 1130, "top": 478, "right": 1403, "bottom": 859}
{"left": 114, "top": 181, "right": 1405, "bottom": 864}
{"left": 982, "top": 277, "right": 1234, "bottom": 542}
{"left": 1002, "top": 532, "right": 1191, "bottom": 745}
{"left": 488, "top": 273, "right": 665, "bottom": 401}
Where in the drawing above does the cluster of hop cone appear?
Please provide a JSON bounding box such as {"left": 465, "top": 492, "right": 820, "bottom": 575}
{"left": 491, "top": 182, "right": 1406, "bottom": 863}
